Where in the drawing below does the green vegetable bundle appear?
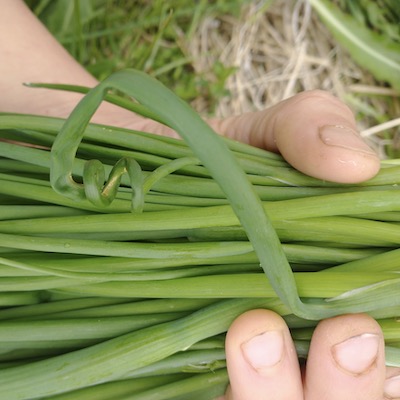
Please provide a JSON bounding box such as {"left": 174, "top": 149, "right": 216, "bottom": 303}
{"left": 0, "top": 69, "right": 399, "bottom": 399}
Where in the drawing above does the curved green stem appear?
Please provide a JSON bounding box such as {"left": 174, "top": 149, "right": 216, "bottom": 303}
{"left": 49, "top": 69, "right": 330, "bottom": 319}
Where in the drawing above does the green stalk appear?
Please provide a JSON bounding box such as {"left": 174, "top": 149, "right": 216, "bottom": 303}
{"left": 4, "top": 244, "right": 379, "bottom": 273}
{"left": 0, "top": 256, "right": 260, "bottom": 282}
{"left": 0, "top": 234, "right": 255, "bottom": 259}
{"left": 0, "top": 205, "right": 91, "bottom": 220}
{"left": 0, "top": 297, "right": 134, "bottom": 321}
{"left": 40, "top": 375, "right": 187, "bottom": 400}
{"left": 0, "top": 292, "right": 45, "bottom": 307}
{"left": 0, "top": 313, "right": 187, "bottom": 342}
{"left": 122, "top": 369, "right": 228, "bottom": 400}
{"left": 123, "top": 349, "right": 226, "bottom": 378}
{"left": 56, "top": 272, "right": 398, "bottom": 303}
{"left": 323, "top": 246, "right": 400, "bottom": 273}
{"left": 17, "top": 299, "right": 216, "bottom": 320}
{"left": 2, "top": 191, "right": 400, "bottom": 235}
{"left": 1, "top": 294, "right": 396, "bottom": 399}
{"left": 0, "top": 298, "right": 267, "bottom": 399}
{"left": 0, "top": 176, "right": 131, "bottom": 213}
{"left": 387, "top": 347, "right": 400, "bottom": 368}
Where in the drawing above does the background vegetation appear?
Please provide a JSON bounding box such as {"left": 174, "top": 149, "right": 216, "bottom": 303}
{"left": 25, "top": 0, "right": 247, "bottom": 107}
{"left": 25, "top": 0, "right": 400, "bottom": 156}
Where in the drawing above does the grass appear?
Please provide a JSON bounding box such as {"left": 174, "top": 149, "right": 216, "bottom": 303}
{"left": 25, "top": 0, "right": 247, "bottom": 111}
{"left": 336, "top": 0, "right": 400, "bottom": 43}
{"left": 311, "top": 0, "right": 400, "bottom": 156}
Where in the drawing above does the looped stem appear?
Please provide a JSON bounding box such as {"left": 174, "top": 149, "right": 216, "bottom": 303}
{"left": 49, "top": 68, "right": 337, "bottom": 319}
{"left": 83, "top": 157, "right": 143, "bottom": 211}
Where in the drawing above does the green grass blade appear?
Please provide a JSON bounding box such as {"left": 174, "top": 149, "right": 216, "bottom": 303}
{"left": 310, "top": 0, "right": 400, "bottom": 91}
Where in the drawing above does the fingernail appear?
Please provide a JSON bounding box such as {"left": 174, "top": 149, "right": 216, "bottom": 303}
{"left": 332, "top": 333, "right": 380, "bottom": 375}
{"left": 241, "top": 330, "right": 285, "bottom": 373}
{"left": 384, "top": 374, "right": 400, "bottom": 399}
{"left": 319, "top": 125, "right": 377, "bottom": 156}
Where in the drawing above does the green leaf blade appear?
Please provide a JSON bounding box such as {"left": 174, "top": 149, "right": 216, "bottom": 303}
{"left": 310, "top": 0, "right": 400, "bottom": 92}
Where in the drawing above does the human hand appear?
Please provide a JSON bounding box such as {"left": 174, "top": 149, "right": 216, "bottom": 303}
{"left": 0, "top": 1, "right": 381, "bottom": 185}
{"left": 209, "top": 90, "right": 380, "bottom": 184}
{"left": 212, "top": 91, "right": 399, "bottom": 400}
{"left": 0, "top": 2, "right": 381, "bottom": 186}
{"left": 218, "top": 310, "right": 399, "bottom": 400}
{"left": 97, "top": 90, "right": 381, "bottom": 185}
{"left": 3, "top": 3, "right": 397, "bottom": 398}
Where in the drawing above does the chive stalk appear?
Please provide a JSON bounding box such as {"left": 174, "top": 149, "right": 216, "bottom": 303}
{"left": 0, "top": 69, "right": 399, "bottom": 398}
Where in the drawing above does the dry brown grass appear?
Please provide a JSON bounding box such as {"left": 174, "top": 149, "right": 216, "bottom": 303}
{"left": 187, "top": 0, "right": 400, "bottom": 158}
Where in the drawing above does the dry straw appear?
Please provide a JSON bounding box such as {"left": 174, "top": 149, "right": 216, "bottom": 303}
{"left": 187, "top": 0, "right": 400, "bottom": 157}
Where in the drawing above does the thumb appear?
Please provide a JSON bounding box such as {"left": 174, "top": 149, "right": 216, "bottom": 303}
{"left": 221, "top": 309, "right": 303, "bottom": 400}
{"left": 210, "top": 90, "right": 380, "bottom": 184}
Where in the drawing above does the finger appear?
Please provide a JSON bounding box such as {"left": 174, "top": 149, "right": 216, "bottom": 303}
{"left": 304, "top": 313, "right": 386, "bottom": 400}
{"left": 223, "top": 309, "right": 303, "bottom": 400}
{"left": 384, "top": 367, "right": 400, "bottom": 400}
{"left": 211, "top": 90, "right": 380, "bottom": 184}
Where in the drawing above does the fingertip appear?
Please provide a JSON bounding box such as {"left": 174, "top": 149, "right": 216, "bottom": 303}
{"left": 272, "top": 91, "right": 381, "bottom": 184}
{"left": 305, "top": 313, "right": 386, "bottom": 400}
{"left": 226, "top": 309, "right": 286, "bottom": 344}
{"left": 276, "top": 122, "right": 381, "bottom": 184}
{"left": 225, "top": 309, "right": 288, "bottom": 377}
{"left": 224, "top": 309, "right": 302, "bottom": 400}
{"left": 313, "top": 313, "right": 383, "bottom": 340}
{"left": 310, "top": 125, "right": 380, "bottom": 183}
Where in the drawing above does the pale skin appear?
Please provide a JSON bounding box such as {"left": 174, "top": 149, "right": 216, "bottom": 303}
{"left": 1, "top": 1, "right": 399, "bottom": 399}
